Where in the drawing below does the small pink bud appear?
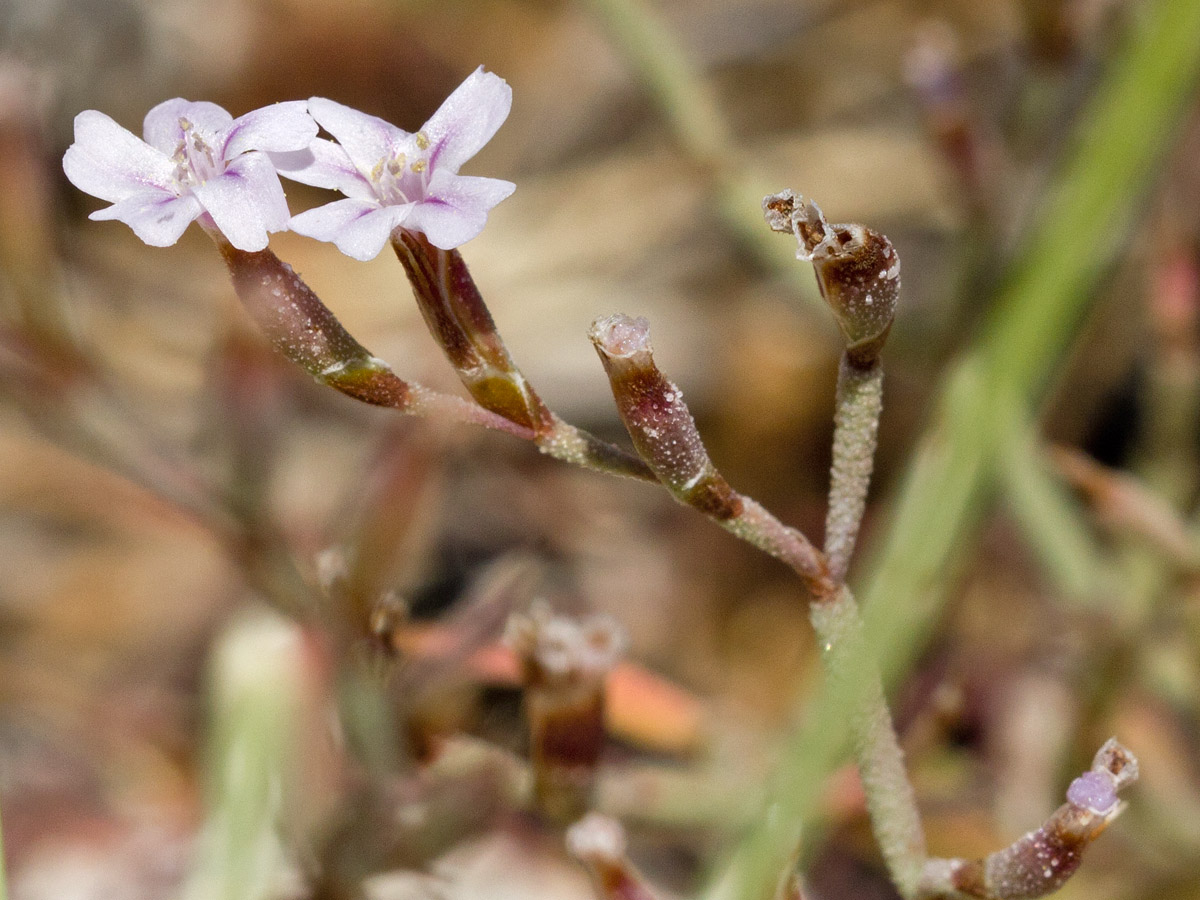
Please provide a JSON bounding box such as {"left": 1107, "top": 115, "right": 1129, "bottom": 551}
{"left": 1067, "top": 771, "right": 1118, "bottom": 814}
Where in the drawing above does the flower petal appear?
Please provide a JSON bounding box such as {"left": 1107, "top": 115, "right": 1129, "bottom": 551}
{"left": 63, "top": 110, "right": 175, "bottom": 203}
{"left": 307, "top": 97, "right": 402, "bottom": 180}
{"left": 289, "top": 197, "right": 411, "bottom": 261}
{"left": 192, "top": 151, "right": 289, "bottom": 251}
{"left": 144, "top": 99, "right": 233, "bottom": 153}
{"left": 271, "top": 138, "right": 375, "bottom": 200}
{"left": 422, "top": 67, "right": 512, "bottom": 174}
{"left": 222, "top": 101, "right": 318, "bottom": 157}
{"left": 89, "top": 191, "right": 202, "bottom": 247}
{"left": 406, "top": 171, "right": 515, "bottom": 249}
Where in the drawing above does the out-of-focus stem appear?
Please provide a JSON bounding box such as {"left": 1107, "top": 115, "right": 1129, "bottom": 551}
{"left": 998, "top": 430, "right": 1107, "bottom": 603}
{"left": 776, "top": 872, "right": 807, "bottom": 900}
{"left": 825, "top": 356, "right": 884, "bottom": 581}
{"left": 589, "top": 313, "right": 832, "bottom": 596}
{"left": 0, "top": 793, "right": 7, "bottom": 900}
{"left": 568, "top": 813, "right": 662, "bottom": 900}
{"left": 507, "top": 604, "right": 624, "bottom": 824}
{"left": 578, "top": 0, "right": 729, "bottom": 166}
{"left": 1052, "top": 446, "right": 1200, "bottom": 572}
{"left": 579, "top": 0, "right": 816, "bottom": 288}
{"left": 917, "top": 739, "right": 1138, "bottom": 899}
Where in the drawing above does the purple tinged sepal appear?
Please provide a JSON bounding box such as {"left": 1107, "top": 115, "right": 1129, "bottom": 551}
{"left": 392, "top": 229, "right": 554, "bottom": 434}
{"left": 589, "top": 314, "right": 832, "bottom": 594}
{"left": 211, "top": 235, "right": 411, "bottom": 408}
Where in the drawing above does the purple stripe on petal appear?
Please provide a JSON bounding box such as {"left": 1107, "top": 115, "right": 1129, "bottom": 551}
{"left": 290, "top": 197, "right": 408, "bottom": 261}
{"left": 408, "top": 170, "right": 514, "bottom": 249}
{"left": 194, "top": 152, "right": 289, "bottom": 251}
{"left": 271, "top": 138, "right": 375, "bottom": 200}
{"left": 89, "top": 191, "right": 201, "bottom": 247}
{"left": 422, "top": 67, "right": 512, "bottom": 174}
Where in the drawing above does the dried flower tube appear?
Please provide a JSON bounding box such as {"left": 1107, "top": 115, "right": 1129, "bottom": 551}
{"left": 567, "top": 812, "right": 661, "bottom": 900}
{"left": 589, "top": 313, "right": 833, "bottom": 596}
{"left": 393, "top": 228, "right": 554, "bottom": 434}
{"left": 918, "top": 739, "right": 1138, "bottom": 899}
{"left": 393, "top": 231, "right": 655, "bottom": 480}
{"left": 759, "top": 192, "right": 926, "bottom": 894}
{"left": 210, "top": 232, "right": 535, "bottom": 439}
{"left": 506, "top": 603, "right": 625, "bottom": 824}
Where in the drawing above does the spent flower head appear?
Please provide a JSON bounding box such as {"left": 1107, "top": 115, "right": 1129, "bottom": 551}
{"left": 276, "top": 66, "right": 516, "bottom": 260}
{"left": 764, "top": 190, "right": 900, "bottom": 366}
{"left": 63, "top": 99, "right": 317, "bottom": 251}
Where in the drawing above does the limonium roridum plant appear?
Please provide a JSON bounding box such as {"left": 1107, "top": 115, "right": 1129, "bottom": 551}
{"left": 62, "top": 67, "right": 1138, "bottom": 900}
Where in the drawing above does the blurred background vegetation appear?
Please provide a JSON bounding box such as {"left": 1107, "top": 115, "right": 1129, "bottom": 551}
{"left": 2, "top": 0, "right": 1200, "bottom": 898}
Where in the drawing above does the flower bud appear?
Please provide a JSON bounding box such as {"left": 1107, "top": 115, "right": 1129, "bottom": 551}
{"left": 764, "top": 190, "right": 899, "bottom": 367}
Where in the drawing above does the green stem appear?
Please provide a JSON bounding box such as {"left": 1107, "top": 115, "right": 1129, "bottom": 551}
{"left": 998, "top": 414, "right": 1107, "bottom": 604}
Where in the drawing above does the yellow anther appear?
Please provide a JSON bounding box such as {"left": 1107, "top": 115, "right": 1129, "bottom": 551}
{"left": 415, "top": 131, "right": 430, "bottom": 151}
{"left": 411, "top": 159, "right": 427, "bottom": 173}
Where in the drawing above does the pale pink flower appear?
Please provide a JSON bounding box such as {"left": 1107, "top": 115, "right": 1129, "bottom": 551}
{"left": 276, "top": 67, "right": 515, "bottom": 260}
{"left": 63, "top": 99, "right": 317, "bottom": 251}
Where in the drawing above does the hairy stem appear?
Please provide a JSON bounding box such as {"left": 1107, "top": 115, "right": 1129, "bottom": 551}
{"left": 810, "top": 586, "right": 926, "bottom": 896}
{"left": 589, "top": 311, "right": 926, "bottom": 894}
{"left": 917, "top": 739, "right": 1138, "bottom": 899}
{"left": 825, "top": 356, "right": 884, "bottom": 581}
{"left": 589, "top": 313, "right": 832, "bottom": 595}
